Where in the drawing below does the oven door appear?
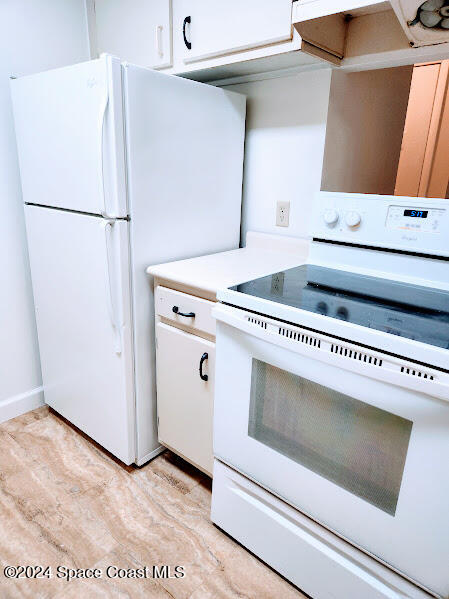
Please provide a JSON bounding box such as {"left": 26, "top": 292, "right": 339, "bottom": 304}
{"left": 213, "top": 304, "right": 449, "bottom": 598}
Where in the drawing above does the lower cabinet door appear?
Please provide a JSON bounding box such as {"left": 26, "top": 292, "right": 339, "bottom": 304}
{"left": 156, "top": 322, "right": 215, "bottom": 475}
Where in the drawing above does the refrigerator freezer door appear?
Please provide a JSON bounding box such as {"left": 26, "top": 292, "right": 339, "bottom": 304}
{"left": 24, "top": 205, "right": 135, "bottom": 464}
{"left": 123, "top": 64, "right": 245, "bottom": 463}
{"left": 11, "top": 55, "right": 127, "bottom": 217}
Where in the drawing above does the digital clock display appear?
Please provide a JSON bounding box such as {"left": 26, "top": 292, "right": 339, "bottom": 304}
{"left": 404, "top": 210, "right": 428, "bottom": 218}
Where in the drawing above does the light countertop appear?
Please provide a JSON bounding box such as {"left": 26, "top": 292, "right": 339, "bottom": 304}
{"left": 147, "top": 232, "right": 310, "bottom": 298}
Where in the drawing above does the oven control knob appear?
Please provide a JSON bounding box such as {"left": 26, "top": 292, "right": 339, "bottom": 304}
{"left": 336, "top": 306, "right": 349, "bottom": 321}
{"left": 345, "top": 211, "right": 361, "bottom": 228}
{"left": 323, "top": 209, "right": 339, "bottom": 226}
{"left": 316, "top": 301, "right": 328, "bottom": 315}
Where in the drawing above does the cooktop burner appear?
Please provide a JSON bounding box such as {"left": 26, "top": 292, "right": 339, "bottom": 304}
{"left": 230, "top": 265, "right": 449, "bottom": 349}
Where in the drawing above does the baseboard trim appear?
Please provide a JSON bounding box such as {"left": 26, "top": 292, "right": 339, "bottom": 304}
{"left": 0, "top": 386, "right": 44, "bottom": 425}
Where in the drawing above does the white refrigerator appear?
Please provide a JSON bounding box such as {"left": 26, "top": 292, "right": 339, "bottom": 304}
{"left": 10, "top": 54, "right": 245, "bottom": 465}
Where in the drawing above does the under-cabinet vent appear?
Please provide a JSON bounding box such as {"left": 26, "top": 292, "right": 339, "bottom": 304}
{"left": 278, "top": 327, "right": 321, "bottom": 348}
{"left": 400, "top": 366, "right": 434, "bottom": 380}
{"left": 247, "top": 316, "right": 267, "bottom": 329}
{"left": 331, "top": 344, "right": 383, "bottom": 367}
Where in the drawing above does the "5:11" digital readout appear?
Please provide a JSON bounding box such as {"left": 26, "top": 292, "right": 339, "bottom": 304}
{"left": 404, "top": 210, "right": 428, "bottom": 218}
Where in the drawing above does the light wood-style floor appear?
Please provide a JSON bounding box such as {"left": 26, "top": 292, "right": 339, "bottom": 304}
{"left": 0, "top": 407, "right": 307, "bottom": 598}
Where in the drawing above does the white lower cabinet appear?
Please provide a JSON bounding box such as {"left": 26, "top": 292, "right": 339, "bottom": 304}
{"left": 156, "top": 321, "right": 215, "bottom": 475}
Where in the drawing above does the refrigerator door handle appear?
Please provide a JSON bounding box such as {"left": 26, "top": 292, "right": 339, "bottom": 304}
{"left": 103, "top": 220, "right": 122, "bottom": 354}
{"left": 99, "top": 92, "right": 109, "bottom": 218}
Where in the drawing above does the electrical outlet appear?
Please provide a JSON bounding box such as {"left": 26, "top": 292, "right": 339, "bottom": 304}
{"left": 270, "top": 272, "right": 285, "bottom": 296}
{"left": 276, "top": 201, "right": 290, "bottom": 227}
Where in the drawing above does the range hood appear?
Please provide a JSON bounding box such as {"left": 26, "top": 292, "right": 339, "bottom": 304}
{"left": 391, "top": 0, "right": 449, "bottom": 46}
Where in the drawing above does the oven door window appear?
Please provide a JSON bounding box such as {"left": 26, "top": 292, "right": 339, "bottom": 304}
{"left": 248, "top": 359, "right": 413, "bottom": 515}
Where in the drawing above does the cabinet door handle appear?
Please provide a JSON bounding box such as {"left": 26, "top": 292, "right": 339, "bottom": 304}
{"left": 199, "top": 352, "right": 209, "bottom": 381}
{"left": 172, "top": 305, "right": 195, "bottom": 318}
{"left": 156, "top": 24, "right": 163, "bottom": 58}
{"left": 183, "top": 16, "right": 192, "bottom": 50}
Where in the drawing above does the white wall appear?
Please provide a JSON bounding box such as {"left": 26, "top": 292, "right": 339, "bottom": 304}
{"left": 321, "top": 67, "right": 413, "bottom": 196}
{"left": 225, "top": 68, "right": 332, "bottom": 242}
{"left": 0, "top": 0, "right": 89, "bottom": 421}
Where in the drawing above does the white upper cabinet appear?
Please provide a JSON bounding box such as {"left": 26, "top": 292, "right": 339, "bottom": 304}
{"left": 293, "top": 0, "right": 386, "bottom": 21}
{"left": 89, "top": 0, "right": 342, "bottom": 83}
{"left": 88, "top": 0, "right": 449, "bottom": 83}
{"left": 176, "top": 0, "right": 293, "bottom": 64}
{"left": 94, "top": 0, "right": 172, "bottom": 69}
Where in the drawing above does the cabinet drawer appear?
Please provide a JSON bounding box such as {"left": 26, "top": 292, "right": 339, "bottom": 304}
{"left": 156, "top": 322, "right": 214, "bottom": 475}
{"left": 155, "top": 286, "right": 216, "bottom": 336}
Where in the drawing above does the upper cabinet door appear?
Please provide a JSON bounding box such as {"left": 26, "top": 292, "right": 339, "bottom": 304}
{"left": 95, "top": 0, "right": 173, "bottom": 69}
{"left": 11, "top": 55, "right": 127, "bottom": 217}
{"left": 177, "top": 0, "right": 293, "bottom": 64}
{"left": 293, "top": 0, "right": 385, "bottom": 21}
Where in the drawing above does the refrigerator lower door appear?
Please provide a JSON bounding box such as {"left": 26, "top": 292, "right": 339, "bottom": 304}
{"left": 11, "top": 55, "right": 127, "bottom": 217}
{"left": 25, "top": 205, "right": 135, "bottom": 464}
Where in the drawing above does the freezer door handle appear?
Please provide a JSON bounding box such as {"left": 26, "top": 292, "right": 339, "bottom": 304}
{"left": 98, "top": 91, "right": 109, "bottom": 217}
{"left": 103, "top": 221, "right": 122, "bottom": 354}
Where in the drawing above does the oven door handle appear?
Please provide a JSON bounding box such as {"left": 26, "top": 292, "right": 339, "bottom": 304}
{"left": 212, "top": 304, "right": 449, "bottom": 403}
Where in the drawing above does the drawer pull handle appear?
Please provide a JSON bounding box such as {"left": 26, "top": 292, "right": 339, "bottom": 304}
{"left": 199, "top": 352, "right": 209, "bottom": 381}
{"left": 172, "top": 305, "right": 195, "bottom": 318}
{"left": 183, "top": 16, "right": 192, "bottom": 50}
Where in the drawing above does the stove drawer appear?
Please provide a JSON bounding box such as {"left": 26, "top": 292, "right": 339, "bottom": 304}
{"left": 212, "top": 460, "right": 428, "bottom": 599}
{"left": 155, "top": 285, "right": 215, "bottom": 337}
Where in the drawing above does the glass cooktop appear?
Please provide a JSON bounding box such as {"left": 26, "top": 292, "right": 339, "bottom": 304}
{"left": 230, "top": 265, "right": 449, "bottom": 349}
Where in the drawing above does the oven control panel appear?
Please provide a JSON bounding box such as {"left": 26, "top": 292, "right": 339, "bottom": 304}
{"left": 386, "top": 206, "right": 444, "bottom": 234}
{"left": 313, "top": 192, "right": 449, "bottom": 257}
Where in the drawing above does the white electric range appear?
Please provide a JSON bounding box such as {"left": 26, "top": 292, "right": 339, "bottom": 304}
{"left": 211, "top": 192, "right": 449, "bottom": 599}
